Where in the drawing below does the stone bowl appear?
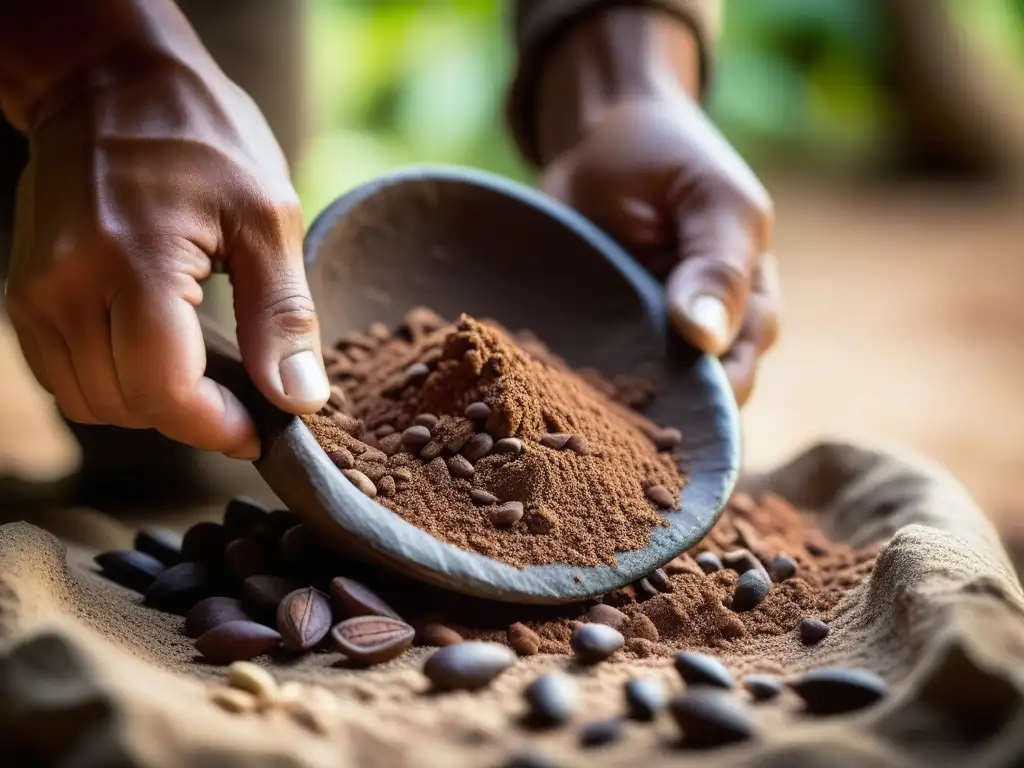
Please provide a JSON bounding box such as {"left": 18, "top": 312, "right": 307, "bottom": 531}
{"left": 203, "top": 165, "right": 740, "bottom": 604}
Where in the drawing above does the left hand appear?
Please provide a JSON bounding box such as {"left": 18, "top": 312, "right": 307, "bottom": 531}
{"left": 2, "top": 23, "right": 328, "bottom": 458}
{"left": 540, "top": 96, "right": 779, "bottom": 406}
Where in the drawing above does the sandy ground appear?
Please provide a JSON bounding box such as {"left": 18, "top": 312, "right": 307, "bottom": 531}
{"left": 3, "top": 437, "right": 1023, "bottom": 767}
{"left": 0, "top": 177, "right": 1021, "bottom": 539}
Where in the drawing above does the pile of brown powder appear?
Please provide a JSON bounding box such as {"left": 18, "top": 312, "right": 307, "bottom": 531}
{"left": 496, "top": 489, "right": 880, "bottom": 656}
{"left": 304, "top": 308, "right": 685, "bottom": 568}
{"left": 295, "top": 309, "right": 877, "bottom": 655}
{"left": 286, "top": 488, "right": 878, "bottom": 658}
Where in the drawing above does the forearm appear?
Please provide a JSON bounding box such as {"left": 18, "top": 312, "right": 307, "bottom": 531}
{"left": 508, "top": 0, "right": 720, "bottom": 167}
{"left": 0, "top": 0, "right": 211, "bottom": 132}
{"left": 535, "top": 7, "right": 701, "bottom": 165}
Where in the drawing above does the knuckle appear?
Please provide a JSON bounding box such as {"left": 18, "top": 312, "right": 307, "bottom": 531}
{"left": 755, "top": 252, "right": 782, "bottom": 296}
{"left": 250, "top": 192, "right": 302, "bottom": 224}
{"left": 9, "top": 238, "right": 128, "bottom": 313}
{"left": 752, "top": 197, "right": 774, "bottom": 247}
{"left": 702, "top": 151, "right": 772, "bottom": 214}
{"left": 123, "top": 263, "right": 196, "bottom": 301}
{"left": 259, "top": 290, "right": 318, "bottom": 337}
{"left": 91, "top": 213, "right": 133, "bottom": 251}
{"left": 697, "top": 257, "right": 749, "bottom": 296}
{"left": 732, "top": 184, "right": 773, "bottom": 248}
{"left": 237, "top": 191, "right": 303, "bottom": 245}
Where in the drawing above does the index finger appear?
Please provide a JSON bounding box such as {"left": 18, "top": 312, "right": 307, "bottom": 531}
{"left": 110, "top": 281, "right": 260, "bottom": 459}
{"left": 666, "top": 194, "right": 759, "bottom": 357}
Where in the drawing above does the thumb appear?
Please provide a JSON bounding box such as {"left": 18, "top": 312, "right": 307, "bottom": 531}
{"left": 230, "top": 227, "right": 329, "bottom": 415}
{"left": 666, "top": 195, "right": 762, "bottom": 357}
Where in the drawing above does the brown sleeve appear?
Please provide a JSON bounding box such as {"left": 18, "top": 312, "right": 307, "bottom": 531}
{"left": 507, "top": 0, "right": 722, "bottom": 167}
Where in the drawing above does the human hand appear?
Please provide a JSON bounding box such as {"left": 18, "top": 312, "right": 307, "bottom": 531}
{"left": 4, "top": 50, "right": 328, "bottom": 458}
{"left": 541, "top": 98, "right": 778, "bottom": 405}
{"left": 530, "top": 9, "right": 779, "bottom": 406}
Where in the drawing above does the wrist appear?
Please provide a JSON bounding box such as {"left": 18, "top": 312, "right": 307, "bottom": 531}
{"left": 535, "top": 6, "right": 701, "bottom": 166}
{"left": 0, "top": 0, "right": 216, "bottom": 133}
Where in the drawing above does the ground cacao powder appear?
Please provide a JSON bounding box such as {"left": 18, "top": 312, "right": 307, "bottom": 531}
{"left": 304, "top": 309, "right": 685, "bottom": 568}
{"left": 291, "top": 309, "right": 877, "bottom": 658}
{"left": 99, "top": 483, "right": 878, "bottom": 665}
{"left": 361, "top": 489, "right": 878, "bottom": 657}
{"left": 215, "top": 488, "right": 876, "bottom": 660}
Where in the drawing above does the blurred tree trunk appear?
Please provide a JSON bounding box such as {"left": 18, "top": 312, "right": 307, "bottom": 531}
{"left": 878, "top": 0, "right": 1024, "bottom": 182}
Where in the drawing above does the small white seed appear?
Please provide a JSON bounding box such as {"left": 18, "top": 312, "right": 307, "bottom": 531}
{"left": 210, "top": 686, "right": 257, "bottom": 714}
{"left": 227, "top": 661, "right": 278, "bottom": 702}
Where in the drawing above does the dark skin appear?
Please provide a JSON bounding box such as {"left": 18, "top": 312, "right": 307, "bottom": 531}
{"left": 0, "top": 0, "right": 322, "bottom": 461}
{"left": 0, "top": 2, "right": 776, "bottom": 461}
{"left": 536, "top": 8, "right": 778, "bottom": 405}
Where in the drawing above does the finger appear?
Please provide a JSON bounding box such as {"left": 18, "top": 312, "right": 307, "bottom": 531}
{"left": 29, "top": 319, "right": 100, "bottom": 424}
{"left": 111, "top": 281, "right": 260, "bottom": 458}
{"left": 722, "top": 336, "right": 758, "bottom": 407}
{"left": 6, "top": 305, "right": 53, "bottom": 394}
{"left": 229, "top": 206, "right": 329, "bottom": 414}
{"left": 597, "top": 196, "right": 674, "bottom": 250}
{"left": 666, "top": 203, "right": 754, "bottom": 356}
{"left": 58, "top": 309, "right": 147, "bottom": 429}
{"left": 555, "top": 165, "right": 680, "bottom": 281}
{"left": 666, "top": 188, "right": 765, "bottom": 356}
{"left": 748, "top": 252, "right": 781, "bottom": 354}
{"left": 721, "top": 252, "right": 781, "bottom": 406}
{"left": 547, "top": 156, "right": 676, "bottom": 251}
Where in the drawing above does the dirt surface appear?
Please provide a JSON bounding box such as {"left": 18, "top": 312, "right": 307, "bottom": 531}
{"left": 2, "top": 440, "right": 1024, "bottom": 767}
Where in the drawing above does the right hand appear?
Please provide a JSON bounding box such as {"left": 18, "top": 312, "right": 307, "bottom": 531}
{"left": 541, "top": 97, "right": 779, "bottom": 406}
{"left": 5, "top": 56, "right": 329, "bottom": 460}
{"left": 529, "top": 6, "right": 779, "bottom": 407}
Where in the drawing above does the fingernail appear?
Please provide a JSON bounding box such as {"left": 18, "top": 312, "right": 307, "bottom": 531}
{"left": 688, "top": 295, "right": 730, "bottom": 351}
{"left": 279, "top": 350, "right": 330, "bottom": 408}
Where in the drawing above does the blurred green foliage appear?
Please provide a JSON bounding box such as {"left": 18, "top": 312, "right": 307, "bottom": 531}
{"left": 295, "top": 0, "right": 1024, "bottom": 217}
{"left": 709, "top": 0, "right": 889, "bottom": 165}
{"left": 298, "top": 0, "right": 523, "bottom": 217}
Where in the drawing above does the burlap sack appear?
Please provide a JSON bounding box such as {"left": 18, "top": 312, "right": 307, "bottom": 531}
{"left": 1, "top": 439, "right": 1022, "bottom": 767}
